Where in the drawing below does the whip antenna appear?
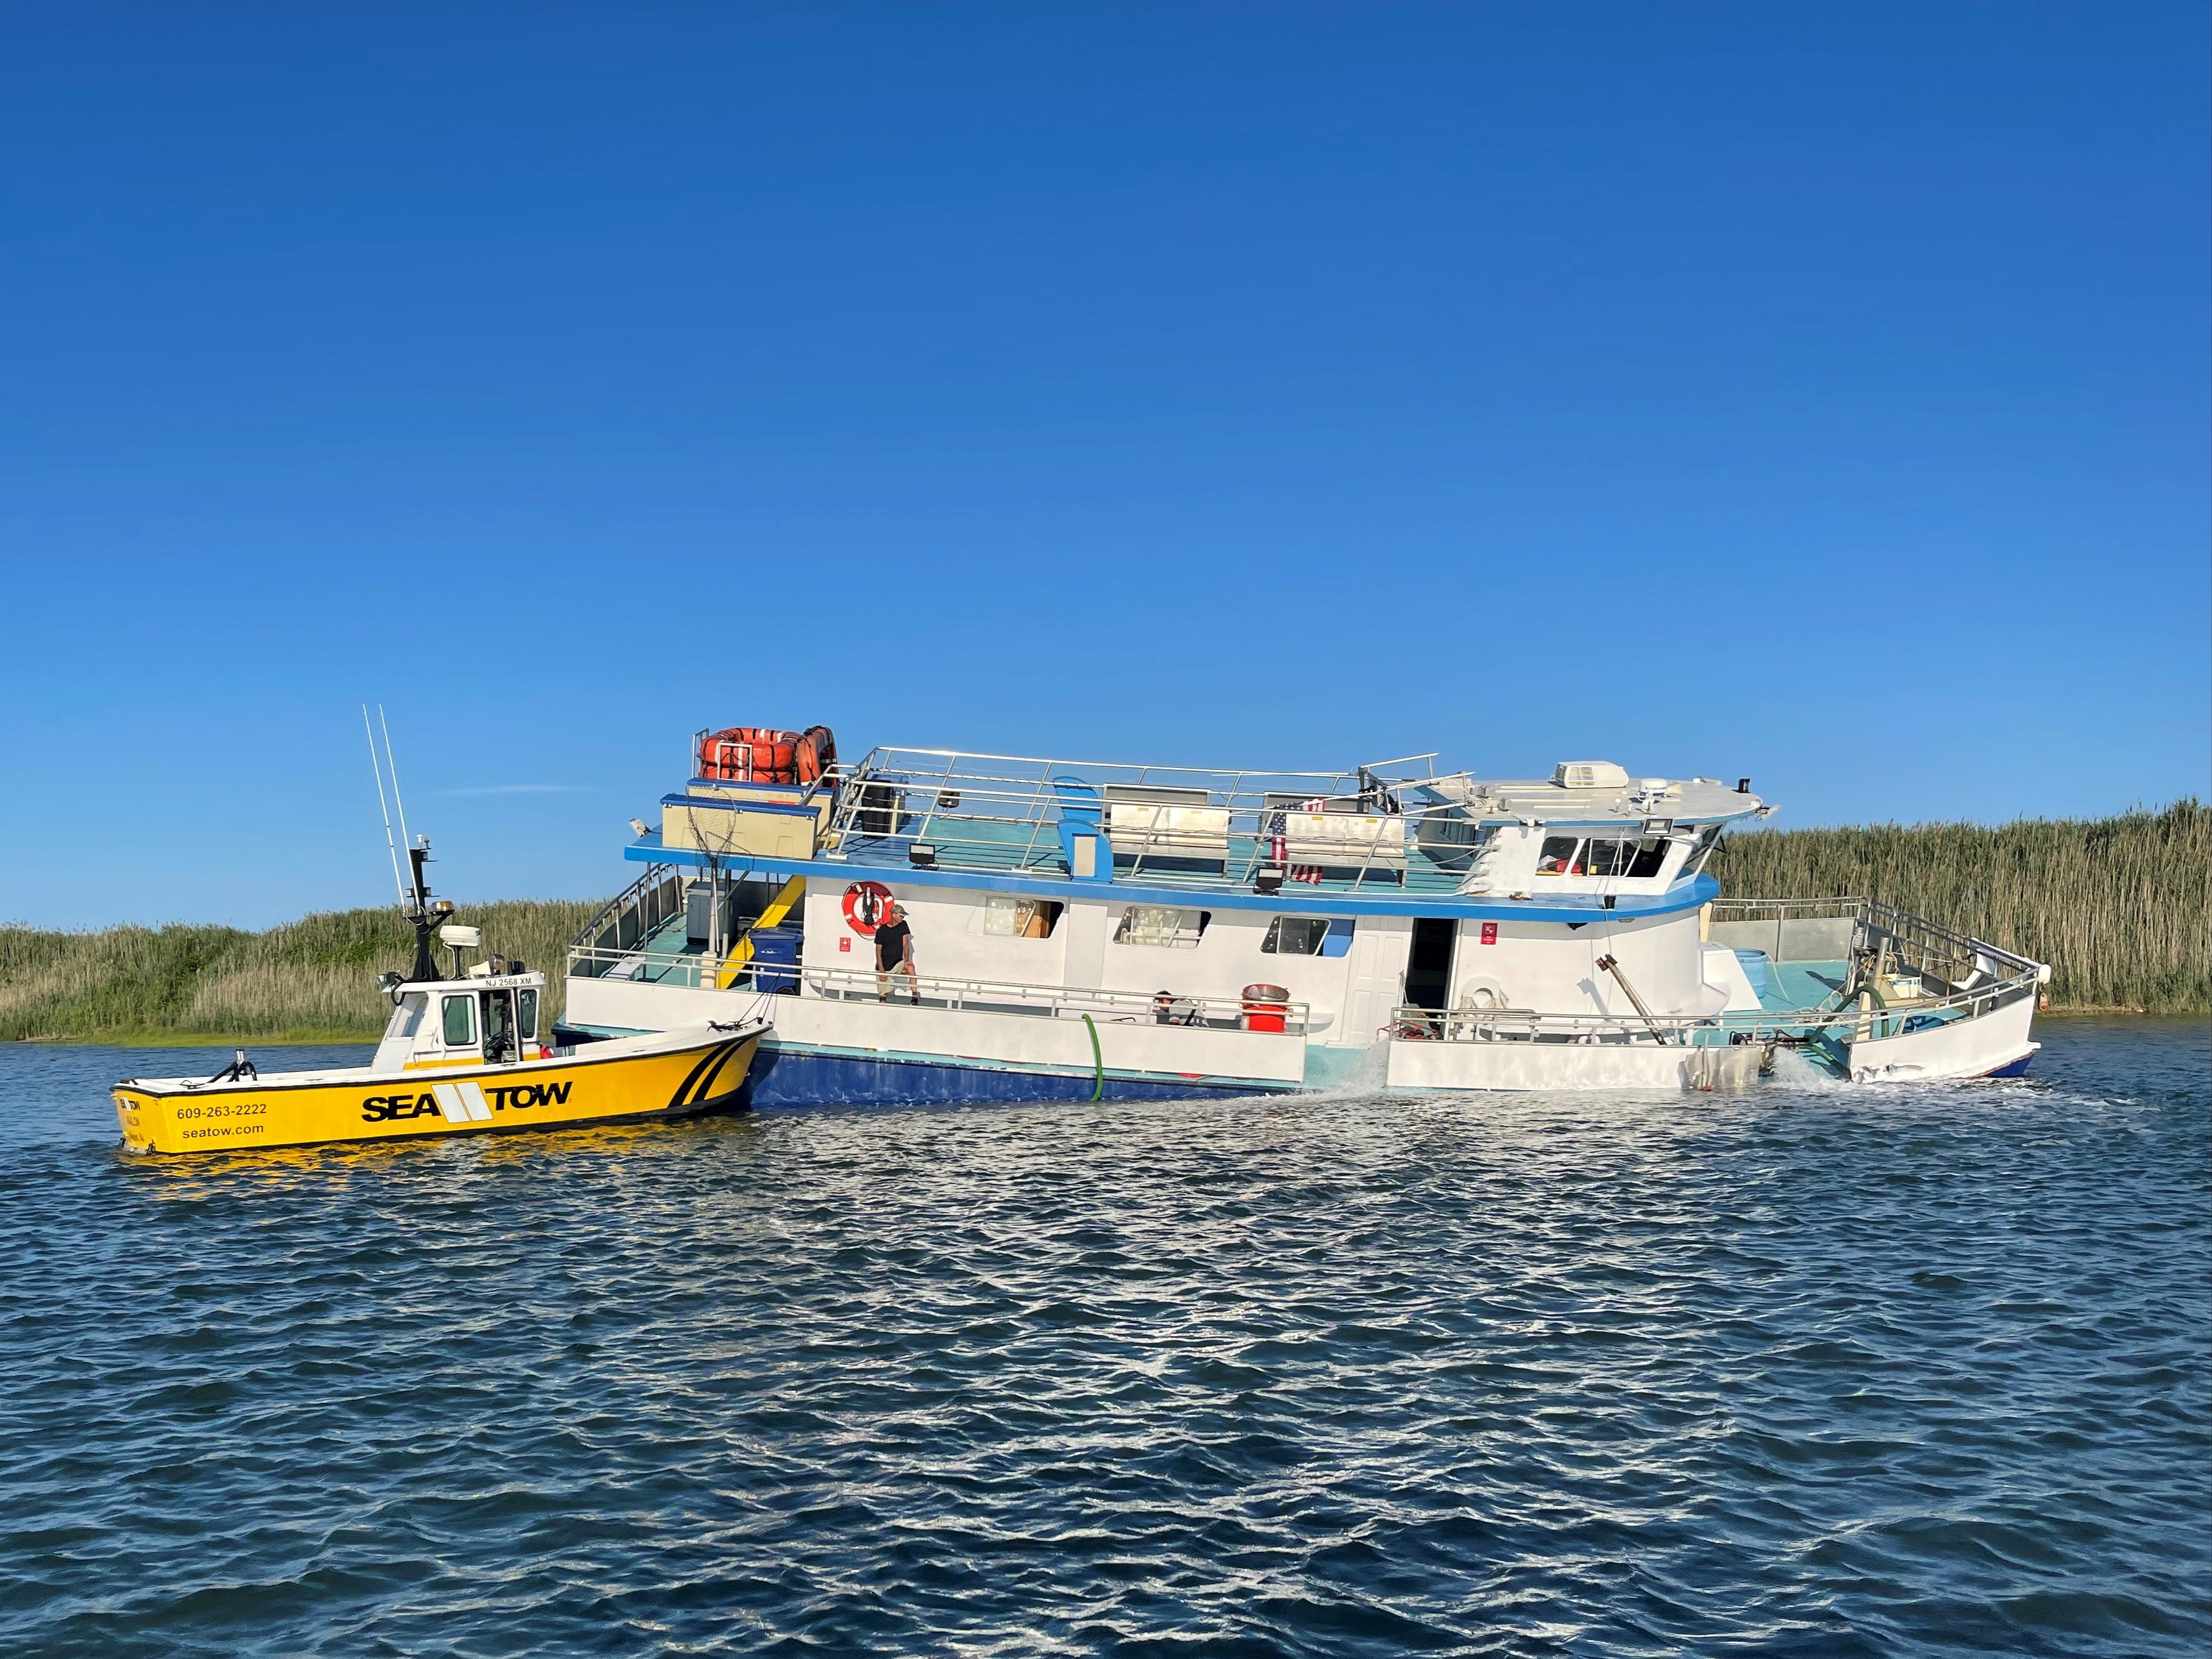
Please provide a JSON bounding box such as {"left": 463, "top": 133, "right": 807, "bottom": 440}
{"left": 378, "top": 705, "right": 415, "bottom": 856}
{"left": 363, "top": 704, "right": 406, "bottom": 906}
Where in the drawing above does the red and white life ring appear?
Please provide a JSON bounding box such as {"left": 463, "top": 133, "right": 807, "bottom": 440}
{"left": 842, "top": 881, "right": 894, "bottom": 936}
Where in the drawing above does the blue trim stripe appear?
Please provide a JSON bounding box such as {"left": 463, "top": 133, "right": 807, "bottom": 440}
{"left": 622, "top": 833, "right": 1718, "bottom": 923}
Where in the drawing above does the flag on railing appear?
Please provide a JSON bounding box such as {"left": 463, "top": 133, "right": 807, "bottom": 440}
{"left": 1268, "top": 799, "right": 1325, "bottom": 883}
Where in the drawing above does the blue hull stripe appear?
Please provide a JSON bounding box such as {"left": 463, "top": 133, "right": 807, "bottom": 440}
{"left": 737, "top": 1043, "right": 1290, "bottom": 1107}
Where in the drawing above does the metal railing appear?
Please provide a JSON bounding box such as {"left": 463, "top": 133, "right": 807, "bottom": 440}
{"left": 1392, "top": 897, "right": 2045, "bottom": 1048}
{"left": 816, "top": 746, "right": 1470, "bottom": 895}
{"left": 563, "top": 942, "right": 1313, "bottom": 1034}
{"left": 800, "top": 965, "right": 1312, "bottom": 1033}
{"left": 568, "top": 942, "right": 735, "bottom": 989}
{"left": 1389, "top": 979, "right": 2035, "bottom": 1048}
{"left": 569, "top": 865, "right": 684, "bottom": 977}
{"left": 1708, "top": 896, "right": 2046, "bottom": 989}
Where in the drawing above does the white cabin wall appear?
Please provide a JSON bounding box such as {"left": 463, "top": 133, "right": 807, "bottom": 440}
{"left": 1449, "top": 911, "right": 1708, "bottom": 1017}
{"left": 787, "top": 877, "right": 1713, "bottom": 1024}
{"left": 1095, "top": 906, "right": 1361, "bottom": 1034}
{"left": 801, "top": 883, "right": 1070, "bottom": 986}
{"left": 1060, "top": 898, "right": 1109, "bottom": 989}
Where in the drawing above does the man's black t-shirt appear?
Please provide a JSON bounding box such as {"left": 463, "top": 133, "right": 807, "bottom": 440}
{"left": 875, "top": 919, "right": 912, "bottom": 971}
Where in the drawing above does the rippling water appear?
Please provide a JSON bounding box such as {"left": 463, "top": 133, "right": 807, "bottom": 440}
{"left": 1, "top": 1021, "right": 2206, "bottom": 1656}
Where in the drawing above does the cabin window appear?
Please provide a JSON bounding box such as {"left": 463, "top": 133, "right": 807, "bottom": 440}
{"left": 983, "top": 896, "right": 1063, "bottom": 939}
{"left": 1583, "top": 838, "right": 1632, "bottom": 877}
{"left": 1113, "top": 906, "right": 1210, "bottom": 948}
{"left": 1626, "top": 838, "right": 1671, "bottom": 878}
{"left": 483, "top": 990, "right": 516, "bottom": 1060}
{"left": 384, "top": 993, "right": 426, "bottom": 1041}
{"left": 1535, "top": 835, "right": 1582, "bottom": 875}
{"left": 1262, "top": 916, "right": 1332, "bottom": 955}
{"left": 441, "top": 994, "right": 476, "bottom": 1047}
{"left": 518, "top": 988, "right": 539, "bottom": 1040}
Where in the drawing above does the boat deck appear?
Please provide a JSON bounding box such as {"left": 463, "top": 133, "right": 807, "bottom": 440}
{"left": 1742, "top": 954, "right": 1849, "bottom": 1013}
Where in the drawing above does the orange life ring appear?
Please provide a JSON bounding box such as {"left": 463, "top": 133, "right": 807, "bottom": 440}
{"left": 842, "top": 881, "right": 893, "bottom": 936}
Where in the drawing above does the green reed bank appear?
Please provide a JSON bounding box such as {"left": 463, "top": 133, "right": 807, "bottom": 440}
{"left": 2, "top": 805, "right": 2203, "bottom": 1043}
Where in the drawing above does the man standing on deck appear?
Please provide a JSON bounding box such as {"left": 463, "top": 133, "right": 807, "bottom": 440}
{"left": 875, "top": 900, "right": 919, "bottom": 1004}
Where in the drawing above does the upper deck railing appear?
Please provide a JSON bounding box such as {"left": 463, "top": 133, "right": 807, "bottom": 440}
{"left": 819, "top": 745, "right": 1477, "bottom": 894}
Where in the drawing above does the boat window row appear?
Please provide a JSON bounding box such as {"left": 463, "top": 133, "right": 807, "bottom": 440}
{"left": 1535, "top": 834, "right": 1673, "bottom": 878}
{"left": 388, "top": 987, "right": 539, "bottom": 1053}
{"left": 1101, "top": 908, "right": 1358, "bottom": 954}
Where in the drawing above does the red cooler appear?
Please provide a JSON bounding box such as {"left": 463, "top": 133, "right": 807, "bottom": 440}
{"left": 1241, "top": 983, "right": 1290, "bottom": 1033}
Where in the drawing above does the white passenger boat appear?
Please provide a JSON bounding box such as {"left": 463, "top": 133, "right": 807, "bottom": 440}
{"left": 556, "top": 734, "right": 2048, "bottom": 1100}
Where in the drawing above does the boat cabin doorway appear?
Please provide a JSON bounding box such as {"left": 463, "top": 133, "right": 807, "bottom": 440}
{"left": 1404, "top": 918, "right": 1457, "bottom": 1011}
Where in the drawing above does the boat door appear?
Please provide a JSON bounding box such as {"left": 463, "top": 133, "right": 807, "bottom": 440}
{"left": 482, "top": 987, "right": 518, "bottom": 1063}
{"left": 1404, "top": 918, "right": 1457, "bottom": 1011}
{"left": 426, "top": 988, "right": 481, "bottom": 1065}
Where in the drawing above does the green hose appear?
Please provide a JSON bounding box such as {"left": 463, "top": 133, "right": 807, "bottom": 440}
{"left": 1080, "top": 1013, "right": 1103, "bottom": 1102}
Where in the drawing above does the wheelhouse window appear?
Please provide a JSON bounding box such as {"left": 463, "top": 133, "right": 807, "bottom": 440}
{"left": 518, "top": 988, "right": 539, "bottom": 1041}
{"left": 1262, "top": 916, "right": 1332, "bottom": 955}
{"left": 1582, "top": 838, "right": 1630, "bottom": 876}
{"left": 384, "top": 993, "right": 426, "bottom": 1041}
{"left": 983, "top": 896, "right": 1064, "bottom": 939}
{"left": 1113, "top": 906, "right": 1210, "bottom": 948}
{"left": 483, "top": 990, "right": 516, "bottom": 1061}
{"left": 441, "top": 994, "right": 476, "bottom": 1047}
{"left": 1537, "top": 835, "right": 1673, "bottom": 879}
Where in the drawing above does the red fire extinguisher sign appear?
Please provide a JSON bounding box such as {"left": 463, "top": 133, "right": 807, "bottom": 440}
{"left": 1480, "top": 922, "right": 1498, "bottom": 945}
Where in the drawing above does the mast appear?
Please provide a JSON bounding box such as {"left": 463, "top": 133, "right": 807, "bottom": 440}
{"left": 405, "top": 840, "right": 442, "bottom": 982}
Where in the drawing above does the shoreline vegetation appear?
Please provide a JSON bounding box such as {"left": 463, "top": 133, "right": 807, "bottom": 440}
{"left": 1, "top": 901, "right": 600, "bottom": 1047}
{"left": 3, "top": 804, "right": 2206, "bottom": 1045}
{"left": 1708, "top": 800, "right": 2208, "bottom": 1015}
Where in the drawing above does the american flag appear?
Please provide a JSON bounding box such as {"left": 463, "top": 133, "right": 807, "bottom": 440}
{"left": 1268, "top": 800, "right": 1326, "bottom": 884}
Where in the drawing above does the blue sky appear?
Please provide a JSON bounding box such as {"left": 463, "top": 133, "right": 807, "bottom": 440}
{"left": 2, "top": 4, "right": 2205, "bottom": 928}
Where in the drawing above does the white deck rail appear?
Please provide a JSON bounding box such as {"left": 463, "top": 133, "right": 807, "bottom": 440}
{"left": 799, "top": 966, "right": 1311, "bottom": 1034}
{"left": 820, "top": 745, "right": 1456, "bottom": 891}
{"left": 566, "top": 939, "right": 1314, "bottom": 1036}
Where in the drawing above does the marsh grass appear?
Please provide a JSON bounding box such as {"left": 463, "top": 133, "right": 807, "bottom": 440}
{"left": 0, "top": 900, "right": 601, "bottom": 1043}
{"left": 1711, "top": 800, "right": 2209, "bottom": 1012}
{"left": 6, "top": 802, "right": 2207, "bottom": 1039}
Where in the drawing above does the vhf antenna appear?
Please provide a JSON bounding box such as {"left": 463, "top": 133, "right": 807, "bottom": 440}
{"left": 378, "top": 704, "right": 415, "bottom": 860}
{"left": 363, "top": 703, "right": 406, "bottom": 906}
{"left": 366, "top": 705, "right": 444, "bottom": 982}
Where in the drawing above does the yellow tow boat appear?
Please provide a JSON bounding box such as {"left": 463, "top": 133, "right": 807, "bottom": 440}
{"left": 114, "top": 841, "right": 768, "bottom": 1155}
